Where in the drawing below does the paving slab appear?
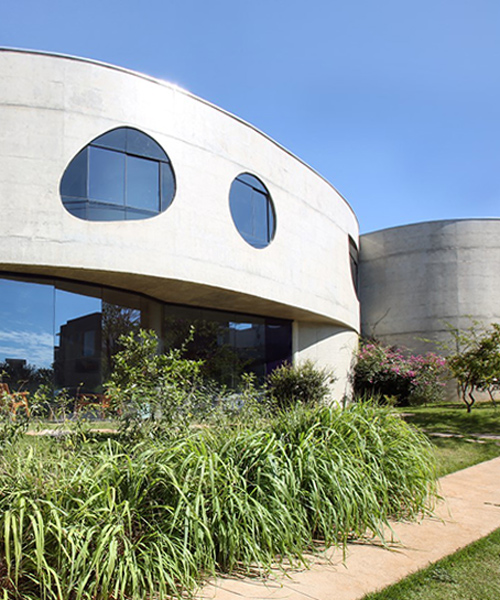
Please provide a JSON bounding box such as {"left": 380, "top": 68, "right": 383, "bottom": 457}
{"left": 198, "top": 456, "right": 500, "bottom": 600}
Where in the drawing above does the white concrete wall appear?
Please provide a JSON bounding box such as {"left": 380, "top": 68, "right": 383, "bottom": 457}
{"left": 359, "top": 219, "right": 500, "bottom": 354}
{"left": 0, "top": 49, "right": 360, "bottom": 391}
{"left": 294, "top": 323, "right": 358, "bottom": 402}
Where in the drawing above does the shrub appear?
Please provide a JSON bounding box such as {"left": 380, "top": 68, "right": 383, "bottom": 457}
{"left": 105, "top": 329, "right": 206, "bottom": 439}
{"left": 266, "top": 360, "right": 336, "bottom": 410}
{"left": 352, "top": 340, "right": 447, "bottom": 406}
{"left": 0, "top": 402, "right": 436, "bottom": 599}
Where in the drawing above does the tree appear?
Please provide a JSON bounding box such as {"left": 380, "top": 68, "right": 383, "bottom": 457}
{"left": 446, "top": 322, "right": 500, "bottom": 412}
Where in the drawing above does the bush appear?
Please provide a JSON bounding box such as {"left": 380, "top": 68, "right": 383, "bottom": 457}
{"left": 352, "top": 340, "right": 447, "bottom": 406}
{"left": 266, "top": 360, "right": 336, "bottom": 410}
{"left": 0, "top": 401, "right": 436, "bottom": 599}
{"left": 105, "top": 329, "right": 206, "bottom": 438}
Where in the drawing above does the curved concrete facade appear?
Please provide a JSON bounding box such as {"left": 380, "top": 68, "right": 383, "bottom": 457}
{"left": 359, "top": 219, "right": 500, "bottom": 354}
{"left": 0, "top": 49, "right": 359, "bottom": 398}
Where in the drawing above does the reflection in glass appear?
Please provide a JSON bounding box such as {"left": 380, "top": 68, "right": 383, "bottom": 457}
{"left": 349, "top": 236, "right": 359, "bottom": 296}
{"left": 126, "top": 156, "right": 159, "bottom": 211}
{"left": 0, "top": 277, "right": 54, "bottom": 393}
{"left": 163, "top": 304, "right": 291, "bottom": 387}
{"left": 0, "top": 273, "right": 292, "bottom": 396}
{"left": 61, "top": 127, "right": 175, "bottom": 222}
{"left": 60, "top": 148, "right": 88, "bottom": 199}
{"left": 229, "top": 173, "right": 276, "bottom": 249}
{"left": 88, "top": 147, "right": 125, "bottom": 204}
{"left": 54, "top": 287, "right": 102, "bottom": 393}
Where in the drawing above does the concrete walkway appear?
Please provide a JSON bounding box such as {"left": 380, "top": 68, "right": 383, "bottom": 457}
{"left": 199, "top": 456, "right": 500, "bottom": 600}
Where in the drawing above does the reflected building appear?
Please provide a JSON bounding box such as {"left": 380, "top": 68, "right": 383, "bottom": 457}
{"left": 55, "top": 312, "right": 102, "bottom": 392}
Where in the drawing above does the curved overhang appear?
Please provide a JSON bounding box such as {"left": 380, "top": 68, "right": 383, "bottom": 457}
{"left": 0, "top": 49, "right": 360, "bottom": 334}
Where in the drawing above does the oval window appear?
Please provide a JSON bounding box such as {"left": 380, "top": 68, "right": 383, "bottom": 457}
{"left": 60, "top": 127, "right": 175, "bottom": 221}
{"left": 229, "top": 173, "right": 276, "bottom": 248}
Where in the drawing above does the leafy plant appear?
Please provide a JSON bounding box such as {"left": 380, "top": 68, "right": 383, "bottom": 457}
{"left": 105, "top": 329, "right": 205, "bottom": 439}
{"left": 445, "top": 322, "right": 500, "bottom": 412}
{"left": 266, "top": 360, "right": 335, "bottom": 411}
{"left": 352, "top": 340, "right": 447, "bottom": 406}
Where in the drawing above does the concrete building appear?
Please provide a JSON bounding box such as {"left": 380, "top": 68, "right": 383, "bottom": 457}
{"left": 0, "top": 48, "right": 359, "bottom": 398}
{"left": 359, "top": 219, "right": 500, "bottom": 354}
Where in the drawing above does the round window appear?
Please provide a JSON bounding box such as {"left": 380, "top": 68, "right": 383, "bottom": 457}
{"left": 229, "top": 173, "right": 276, "bottom": 248}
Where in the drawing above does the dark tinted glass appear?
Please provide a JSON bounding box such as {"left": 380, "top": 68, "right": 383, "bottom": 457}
{"left": 349, "top": 236, "right": 359, "bottom": 296}
{"left": 230, "top": 179, "right": 254, "bottom": 238}
{"left": 92, "top": 128, "right": 127, "bottom": 152}
{"left": 86, "top": 203, "right": 126, "bottom": 222}
{"left": 0, "top": 273, "right": 292, "bottom": 396}
{"left": 160, "top": 162, "right": 176, "bottom": 211}
{"left": 126, "top": 155, "right": 159, "bottom": 211}
{"left": 61, "top": 127, "right": 175, "bottom": 222}
{"left": 88, "top": 147, "right": 125, "bottom": 204}
{"left": 60, "top": 148, "right": 88, "bottom": 199}
{"left": 54, "top": 288, "right": 102, "bottom": 392}
{"left": 229, "top": 173, "right": 276, "bottom": 249}
{"left": 162, "top": 303, "right": 291, "bottom": 387}
{"left": 126, "top": 129, "right": 167, "bottom": 160}
{"left": 237, "top": 173, "right": 268, "bottom": 194}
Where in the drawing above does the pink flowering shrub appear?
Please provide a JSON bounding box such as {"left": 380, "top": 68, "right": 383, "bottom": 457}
{"left": 352, "top": 340, "right": 447, "bottom": 406}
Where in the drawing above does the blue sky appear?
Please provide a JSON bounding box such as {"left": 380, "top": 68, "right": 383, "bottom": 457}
{"left": 2, "top": 0, "right": 500, "bottom": 233}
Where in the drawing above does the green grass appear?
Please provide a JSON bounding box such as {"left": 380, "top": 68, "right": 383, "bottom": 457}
{"left": 398, "top": 403, "right": 500, "bottom": 476}
{"left": 360, "top": 402, "right": 500, "bottom": 600}
{"left": 362, "top": 527, "right": 500, "bottom": 600}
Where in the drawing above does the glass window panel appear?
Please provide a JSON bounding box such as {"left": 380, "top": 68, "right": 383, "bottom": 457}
{"left": 101, "top": 297, "right": 141, "bottom": 381}
{"left": 62, "top": 199, "right": 87, "bottom": 219}
{"left": 125, "top": 208, "right": 157, "bottom": 220}
{"left": 126, "top": 155, "right": 159, "bottom": 211}
{"left": 162, "top": 302, "right": 290, "bottom": 387}
{"left": 268, "top": 203, "right": 276, "bottom": 242}
{"left": 92, "top": 128, "right": 127, "bottom": 152}
{"left": 61, "top": 128, "right": 175, "bottom": 222}
{"left": 230, "top": 180, "right": 254, "bottom": 238}
{"left": 230, "top": 174, "right": 275, "bottom": 249}
{"left": 60, "top": 148, "right": 88, "bottom": 199}
{"left": 349, "top": 237, "right": 359, "bottom": 295}
{"left": 0, "top": 277, "right": 54, "bottom": 393}
{"left": 54, "top": 288, "right": 102, "bottom": 393}
{"left": 88, "top": 147, "right": 125, "bottom": 205}
{"left": 86, "top": 204, "right": 126, "bottom": 221}
{"left": 126, "top": 129, "right": 167, "bottom": 160}
{"left": 83, "top": 331, "right": 96, "bottom": 357}
{"left": 237, "top": 173, "right": 267, "bottom": 194}
{"left": 265, "top": 320, "right": 292, "bottom": 375}
{"left": 160, "top": 162, "right": 176, "bottom": 210}
{"left": 252, "top": 191, "right": 269, "bottom": 245}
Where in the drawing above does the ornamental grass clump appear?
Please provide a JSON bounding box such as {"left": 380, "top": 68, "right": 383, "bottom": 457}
{"left": 0, "top": 402, "right": 436, "bottom": 600}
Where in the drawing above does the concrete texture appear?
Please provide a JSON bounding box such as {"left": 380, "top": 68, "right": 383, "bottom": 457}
{"left": 359, "top": 219, "right": 500, "bottom": 355}
{"left": 0, "top": 48, "right": 359, "bottom": 398}
{"left": 199, "top": 456, "right": 500, "bottom": 600}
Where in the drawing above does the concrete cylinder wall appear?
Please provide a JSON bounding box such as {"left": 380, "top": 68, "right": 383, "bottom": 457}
{"left": 359, "top": 219, "right": 500, "bottom": 354}
{"left": 0, "top": 49, "right": 360, "bottom": 399}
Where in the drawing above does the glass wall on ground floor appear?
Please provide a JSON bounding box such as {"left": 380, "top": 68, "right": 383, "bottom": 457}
{"left": 0, "top": 273, "right": 292, "bottom": 396}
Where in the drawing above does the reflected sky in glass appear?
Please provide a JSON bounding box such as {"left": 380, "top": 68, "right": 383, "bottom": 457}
{"left": 0, "top": 279, "right": 54, "bottom": 367}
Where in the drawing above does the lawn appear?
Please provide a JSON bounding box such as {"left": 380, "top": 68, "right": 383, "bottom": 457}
{"left": 362, "top": 527, "right": 500, "bottom": 600}
{"left": 362, "top": 402, "right": 500, "bottom": 600}
{"left": 399, "top": 403, "right": 500, "bottom": 476}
